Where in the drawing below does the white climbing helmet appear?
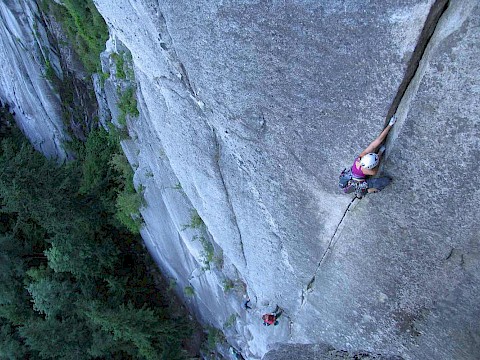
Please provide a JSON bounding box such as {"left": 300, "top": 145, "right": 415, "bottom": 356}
{"left": 360, "top": 153, "right": 379, "bottom": 169}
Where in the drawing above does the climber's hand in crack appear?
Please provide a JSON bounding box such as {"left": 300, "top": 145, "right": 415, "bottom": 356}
{"left": 357, "top": 115, "right": 396, "bottom": 176}
{"left": 388, "top": 114, "right": 397, "bottom": 126}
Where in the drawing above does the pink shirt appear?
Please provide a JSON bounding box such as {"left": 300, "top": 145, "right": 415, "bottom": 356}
{"left": 351, "top": 157, "right": 366, "bottom": 179}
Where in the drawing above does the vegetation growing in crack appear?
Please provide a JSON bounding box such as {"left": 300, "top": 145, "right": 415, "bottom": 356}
{"left": 111, "top": 52, "right": 127, "bottom": 80}
{"left": 184, "top": 286, "right": 195, "bottom": 297}
{"left": 223, "top": 314, "right": 238, "bottom": 329}
{"left": 192, "top": 235, "right": 215, "bottom": 271}
{"left": 110, "top": 153, "right": 145, "bottom": 234}
{"left": 41, "top": 0, "right": 109, "bottom": 74}
{"left": 117, "top": 86, "right": 140, "bottom": 126}
{"left": 222, "top": 278, "right": 246, "bottom": 296}
{"left": 182, "top": 210, "right": 219, "bottom": 271}
{"left": 182, "top": 209, "right": 205, "bottom": 230}
{"left": 171, "top": 182, "right": 185, "bottom": 195}
{"left": 42, "top": 55, "right": 57, "bottom": 83}
{"left": 222, "top": 279, "right": 235, "bottom": 293}
{"left": 112, "top": 51, "right": 138, "bottom": 127}
{"left": 203, "top": 326, "right": 226, "bottom": 357}
{"left": 111, "top": 52, "right": 135, "bottom": 81}
{"left": 99, "top": 71, "right": 110, "bottom": 88}
{"left": 213, "top": 249, "right": 224, "bottom": 269}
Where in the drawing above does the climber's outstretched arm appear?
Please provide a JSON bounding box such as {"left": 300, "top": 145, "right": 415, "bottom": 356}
{"left": 359, "top": 115, "right": 397, "bottom": 158}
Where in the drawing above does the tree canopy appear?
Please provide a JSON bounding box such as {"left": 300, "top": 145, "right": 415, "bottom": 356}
{"left": 0, "top": 111, "right": 193, "bottom": 359}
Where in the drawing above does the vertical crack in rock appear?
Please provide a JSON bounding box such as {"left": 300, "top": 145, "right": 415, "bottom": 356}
{"left": 155, "top": 11, "right": 199, "bottom": 104}
{"left": 385, "top": 0, "right": 449, "bottom": 122}
{"left": 213, "top": 130, "right": 248, "bottom": 268}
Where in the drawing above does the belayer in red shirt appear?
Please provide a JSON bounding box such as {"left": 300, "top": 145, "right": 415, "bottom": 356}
{"left": 262, "top": 305, "right": 283, "bottom": 326}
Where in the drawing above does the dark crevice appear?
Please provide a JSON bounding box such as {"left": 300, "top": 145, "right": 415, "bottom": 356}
{"left": 385, "top": 0, "right": 449, "bottom": 123}
{"left": 178, "top": 62, "right": 197, "bottom": 98}
{"left": 445, "top": 248, "right": 455, "bottom": 260}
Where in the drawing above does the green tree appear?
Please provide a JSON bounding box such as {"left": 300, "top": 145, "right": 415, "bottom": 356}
{"left": 0, "top": 127, "right": 81, "bottom": 236}
{"left": 26, "top": 273, "right": 79, "bottom": 319}
{"left": 0, "top": 233, "right": 32, "bottom": 325}
{"left": 78, "top": 126, "right": 120, "bottom": 200}
{"left": 44, "top": 231, "right": 120, "bottom": 279}
{"left": 19, "top": 317, "right": 92, "bottom": 360}
{"left": 86, "top": 302, "right": 190, "bottom": 360}
{"left": 0, "top": 322, "right": 29, "bottom": 360}
{"left": 0, "top": 112, "right": 196, "bottom": 358}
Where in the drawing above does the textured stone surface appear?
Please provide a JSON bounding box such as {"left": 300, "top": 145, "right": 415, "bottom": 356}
{"left": 95, "top": 0, "right": 430, "bottom": 297}
{"left": 96, "top": 0, "right": 478, "bottom": 358}
{"left": 91, "top": 0, "right": 480, "bottom": 359}
{"left": 3, "top": 0, "right": 479, "bottom": 359}
{"left": 292, "top": 1, "right": 480, "bottom": 359}
{"left": 0, "top": 0, "right": 67, "bottom": 159}
{"left": 262, "top": 343, "right": 404, "bottom": 360}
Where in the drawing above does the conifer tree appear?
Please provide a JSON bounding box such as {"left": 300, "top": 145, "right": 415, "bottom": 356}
{"left": 0, "top": 110, "right": 194, "bottom": 359}
{"left": 0, "top": 322, "right": 29, "bottom": 360}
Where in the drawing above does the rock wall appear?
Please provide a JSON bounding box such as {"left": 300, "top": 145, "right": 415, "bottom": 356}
{"left": 93, "top": 0, "right": 480, "bottom": 359}
{"left": 293, "top": 2, "right": 480, "bottom": 358}
{"left": 262, "top": 343, "right": 404, "bottom": 360}
{"left": 1, "top": 0, "right": 479, "bottom": 359}
{"left": 0, "top": 0, "right": 67, "bottom": 159}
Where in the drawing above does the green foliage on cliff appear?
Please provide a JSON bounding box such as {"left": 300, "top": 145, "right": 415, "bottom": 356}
{"left": 43, "top": 57, "right": 57, "bottom": 83}
{"left": 118, "top": 86, "right": 140, "bottom": 126}
{"left": 110, "top": 153, "right": 144, "bottom": 233}
{"left": 43, "top": 0, "right": 109, "bottom": 73}
{"left": 111, "top": 52, "right": 127, "bottom": 80}
{"left": 112, "top": 51, "right": 135, "bottom": 81}
{"left": 0, "top": 116, "right": 193, "bottom": 359}
{"left": 182, "top": 210, "right": 205, "bottom": 230}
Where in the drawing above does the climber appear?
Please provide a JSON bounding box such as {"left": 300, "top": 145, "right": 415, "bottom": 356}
{"left": 340, "top": 115, "right": 397, "bottom": 197}
{"left": 262, "top": 305, "right": 283, "bottom": 326}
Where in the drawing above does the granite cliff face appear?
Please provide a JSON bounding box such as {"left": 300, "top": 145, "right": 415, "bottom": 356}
{"left": 0, "top": 0, "right": 98, "bottom": 160}
{"left": 0, "top": 0, "right": 68, "bottom": 159}
{"left": 2, "top": 0, "right": 480, "bottom": 359}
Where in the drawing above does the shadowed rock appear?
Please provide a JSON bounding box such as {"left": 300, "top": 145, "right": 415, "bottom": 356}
{"left": 0, "top": 0, "right": 67, "bottom": 159}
